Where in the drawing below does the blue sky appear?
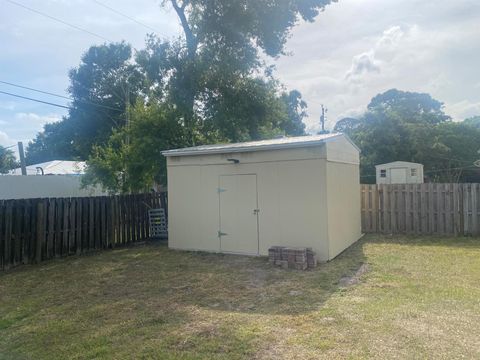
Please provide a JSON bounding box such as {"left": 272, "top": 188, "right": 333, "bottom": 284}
{"left": 1, "top": 0, "right": 480, "bottom": 154}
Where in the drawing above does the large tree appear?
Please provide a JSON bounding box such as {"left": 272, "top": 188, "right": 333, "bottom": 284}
{"left": 30, "top": 0, "right": 334, "bottom": 191}
{"left": 464, "top": 115, "right": 480, "bottom": 129}
{"left": 82, "top": 102, "right": 188, "bottom": 193}
{"left": 136, "top": 0, "right": 332, "bottom": 144}
{"left": 82, "top": 0, "right": 333, "bottom": 191}
{"left": 27, "top": 42, "right": 144, "bottom": 163}
{"left": 367, "top": 89, "right": 451, "bottom": 124}
{"left": 335, "top": 89, "right": 480, "bottom": 183}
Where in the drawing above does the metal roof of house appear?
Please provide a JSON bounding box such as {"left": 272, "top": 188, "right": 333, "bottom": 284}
{"left": 162, "top": 133, "right": 358, "bottom": 157}
{"left": 8, "top": 160, "right": 86, "bottom": 175}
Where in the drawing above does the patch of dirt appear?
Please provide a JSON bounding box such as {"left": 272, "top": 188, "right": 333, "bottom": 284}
{"left": 339, "top": 263, "right": 369, "bottom": 287}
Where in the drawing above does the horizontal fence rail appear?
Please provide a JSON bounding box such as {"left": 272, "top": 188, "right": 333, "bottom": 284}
{"left": 361, "top": 184, "right": 480, "bottom": 236}
{"left": 0, "top": 193, "right": 166, "bottom": 271}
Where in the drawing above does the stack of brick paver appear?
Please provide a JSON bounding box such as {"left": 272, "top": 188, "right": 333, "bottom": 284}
{"left": 268, "top": 246, "right": 317, "bottom": 270}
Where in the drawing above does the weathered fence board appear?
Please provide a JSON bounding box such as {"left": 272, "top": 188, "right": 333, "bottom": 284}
{"left": 361, "top": 184, "right": 480, "bottom": 236}
{"left": 0, "top": 193, "right": 166, "bottom": 271}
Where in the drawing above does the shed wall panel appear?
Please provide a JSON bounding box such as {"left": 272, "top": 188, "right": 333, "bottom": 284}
{"left": 326, "top": 136, "right": 360, "bottom": 164}
{"left": 167, "top": 153, "right": 329, "bottom": 260}
{"left": 326, "top": 161, "right": 362, "bottom": 259}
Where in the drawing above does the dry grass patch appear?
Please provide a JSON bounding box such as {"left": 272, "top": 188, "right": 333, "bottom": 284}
{"left": 1, "top": 235, "right": 480, "bottom": 359}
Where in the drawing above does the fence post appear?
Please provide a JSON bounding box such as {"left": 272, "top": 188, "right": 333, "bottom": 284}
{"left": 472, "top": 184, "right": 479, "bottom": 235}
{"left": 35, "top": 201, "right": 46, "bottom": 264}
{"left": 4, "top": 201, "right": 13, "bottom": 269}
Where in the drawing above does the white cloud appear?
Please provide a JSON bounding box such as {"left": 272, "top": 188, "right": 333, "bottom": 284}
{"left": 14, "top": 112, "right": 62, "bottom": 125}
{"left": 276, "top": 0, "right": 480, "bottom": 133}
{"left": 345, "top": 25, "right": 405, "bottom": 80}
{"left": 0, "top": 131, "right": 16, "bottom": 148}
{"left": 445, "top": 100, "right": 480, "bottom": 121}
{"left": 345, "top": 51, "right": 380, "bottom": 79}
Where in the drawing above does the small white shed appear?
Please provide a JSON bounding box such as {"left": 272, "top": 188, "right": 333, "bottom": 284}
{"left": 162, "top": 133, "right": 362, "bottom": 262}
{"left": 375, "top": 161, "right": 424, "bottom": 184}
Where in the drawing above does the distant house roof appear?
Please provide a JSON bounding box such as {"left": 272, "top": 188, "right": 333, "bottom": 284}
{"left": 9, "top": 160, "right": 86, "bottom": 176}
{"left": 375, "top": 161, "right": 423, "bottom": 168}
{"left": 162, "top": 133, "right": 359, "bottom": 157}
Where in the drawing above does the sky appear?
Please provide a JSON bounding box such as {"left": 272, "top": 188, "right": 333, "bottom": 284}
{"left": 1, "top": 0, "right": 479, "bottom": 153}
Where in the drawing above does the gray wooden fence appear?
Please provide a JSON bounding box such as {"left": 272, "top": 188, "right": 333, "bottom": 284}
{"left": 361, "top": 184, "right": 480, "bottom": 236}
{"left": 0, "top": 193, "right": 166, "bottom": 271}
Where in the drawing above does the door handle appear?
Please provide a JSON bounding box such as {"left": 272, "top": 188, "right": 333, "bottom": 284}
{"left": 253, "top": 209, "right": 260, "bottom": 215}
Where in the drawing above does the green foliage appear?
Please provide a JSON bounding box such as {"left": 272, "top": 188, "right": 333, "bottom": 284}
{"left": 464, "top": 115, "right": 480, "bottom": 129}
{"left": 0, "top": 146, "right": 17, "bottom": 174}
{"left": 82, "top": 103, "right": 188, "bottom": 193}
{"left": 338, "top": 89, "right": 480, "bottom": 183}
{"left": 412, "top": 122, "right": 480, "bottom": 182}
{"left": 200, "top": 78, "right": 302, "bottom": 142}
{"left": 367, "top": 89, "right": 451, "bottom": 124}
{"left": 280, "top": 90, "right": 308, "bottom": 136}
{"left": 25, "top": 121, "right": 77, "bottom": 165}
{"left": 27, "top": 42, "right": 143, "bottom": 164}
{"left": 333, "top": 117, "right": 361, "bottom": 133}
{"left": 183, "top": 0, "right": 334, "bottom": 58}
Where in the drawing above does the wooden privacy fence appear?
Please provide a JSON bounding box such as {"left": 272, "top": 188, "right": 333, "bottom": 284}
{"left": 361, "top": 184, "right": 480, "bottom": 236}
{"left": 0, "top": 193, "right": 166, "bottom": 271}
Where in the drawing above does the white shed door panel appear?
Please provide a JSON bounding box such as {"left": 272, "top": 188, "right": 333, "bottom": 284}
{"left": 219, "top": 174, "right": 259, "bottom": 255}
{"left": 390, "top": 168, "right": 407, "bottom": 184}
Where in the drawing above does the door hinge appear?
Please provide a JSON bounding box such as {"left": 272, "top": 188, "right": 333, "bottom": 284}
{"left": 218, "top": 231, "right": 228, "bottom": 237}
{"left": 217, "top": 187, "right": 226, "bottom": 193}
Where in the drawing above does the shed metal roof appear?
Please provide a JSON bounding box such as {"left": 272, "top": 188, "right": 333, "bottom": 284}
{"left": 8, "top": 160, "right": 86, "bottom": 175}
{"left": 375, "top": 161, "right": 424, "bottom": 168}
{"left": 162, "top": 133, "right": 358, "bottom": 157}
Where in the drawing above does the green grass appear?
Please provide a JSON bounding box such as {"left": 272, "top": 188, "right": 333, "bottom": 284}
{"left": 1, "top": 235, "right": 480, "bottom": 359}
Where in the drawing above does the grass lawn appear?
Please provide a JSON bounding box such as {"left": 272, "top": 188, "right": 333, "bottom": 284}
{"left": 1, "top": 235, "right": 480, "bottom": 359}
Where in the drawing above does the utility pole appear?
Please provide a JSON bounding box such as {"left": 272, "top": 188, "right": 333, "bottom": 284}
{"left": 122, "top": 74, "right": 132, "bottom": 191}
{"left": 319, "top": 105, "right": 328, "bottom": 134}
{"left": 125, "top": 81, "right": 130, "bottom": 146}
{"left": 18, "top": 141, "right": 27, "bottom": 175}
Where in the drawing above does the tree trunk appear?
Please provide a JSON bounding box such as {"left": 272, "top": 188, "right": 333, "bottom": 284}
{"left": 171, "top": 0, "right": 198, "bottom": 145}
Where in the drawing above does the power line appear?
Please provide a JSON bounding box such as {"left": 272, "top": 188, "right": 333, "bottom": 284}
{"left": 0, "top": 80, "right": 70, "bottom": 100}
{"left": 0, "top": 90, "right": 70, "bottom": 109}
{"left": 1, "top": 144, "right": 17, "bottom": 149}
{"left": 92, "top": 0, "right": 160, "bottom": 34}
{"left": 0, "top": 89, "right": 124, "bottom": 127}
{"left": 5, "top": 0, "right": 113, "bottom": 43}
{"left": 0, "top": 79, "right": 124, "bottom": 112}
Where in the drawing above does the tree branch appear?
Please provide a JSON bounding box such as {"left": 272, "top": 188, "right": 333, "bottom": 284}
{"left": 171, "top": 0, "right": 197, "bottom": 59}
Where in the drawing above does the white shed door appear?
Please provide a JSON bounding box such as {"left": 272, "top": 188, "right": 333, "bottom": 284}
{"left": 390, "top": 168, "right": 407, "bottom": 184}
{"left": 219, "top": 174, "right": 259, "bottom": 255}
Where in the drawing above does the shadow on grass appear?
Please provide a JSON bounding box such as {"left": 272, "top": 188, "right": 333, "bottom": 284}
{"left": 0, "top": 238, "right": 369, "bottom": 358}
{"left": 0, "top": 237, "right": 368, "bottom": 319}
{"left": 158, "top": 239, "right": 368, "bottom": 316}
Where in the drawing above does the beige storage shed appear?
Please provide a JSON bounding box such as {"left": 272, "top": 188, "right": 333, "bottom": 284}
{"left": 375, "top": 161, "right": 424, "bottom": 184}
{"left": 162, "top": 133, "right": 362, "bottom": 262}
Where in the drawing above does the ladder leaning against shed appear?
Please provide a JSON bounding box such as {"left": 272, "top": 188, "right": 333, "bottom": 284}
{"left": 148, "top": 208, "right": 168, "bottom": 239}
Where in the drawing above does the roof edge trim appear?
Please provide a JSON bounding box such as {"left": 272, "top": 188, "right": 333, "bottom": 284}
{"left": 162, "top": 133, "right": 355, "bottom": 157}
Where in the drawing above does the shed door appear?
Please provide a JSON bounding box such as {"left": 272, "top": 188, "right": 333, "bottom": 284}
{"left": 390, "top": 168, "right": 407, "bottom": 184}
{"left": 219, "top": 174, "right": 259, "bottom": 254}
